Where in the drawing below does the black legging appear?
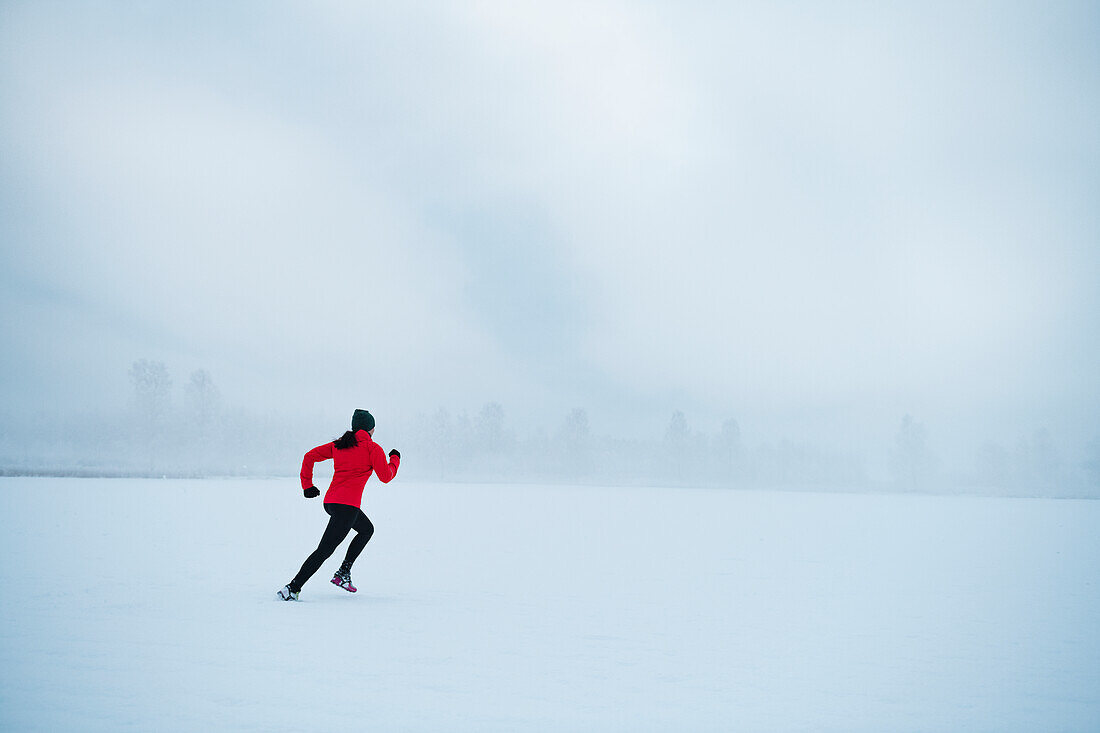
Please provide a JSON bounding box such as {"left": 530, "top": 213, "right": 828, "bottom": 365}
{"left": 290, "top": 503, "right": 375, "bottom": 592}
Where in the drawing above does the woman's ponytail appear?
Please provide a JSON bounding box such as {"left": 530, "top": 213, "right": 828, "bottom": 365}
{"left": 333, "top": 430, "right": 359, "bottom": 450}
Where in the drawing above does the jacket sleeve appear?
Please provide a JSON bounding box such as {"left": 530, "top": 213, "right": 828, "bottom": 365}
{"left": 371, "top": 442, "right": 399, "bottom": 483}
{"left": 301, "top": 442, "right": 334, "bottom": 490}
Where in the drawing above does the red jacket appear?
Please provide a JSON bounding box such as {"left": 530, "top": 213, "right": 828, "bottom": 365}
{"left": 300, "top": 429, "right": 399, "bottom": 508}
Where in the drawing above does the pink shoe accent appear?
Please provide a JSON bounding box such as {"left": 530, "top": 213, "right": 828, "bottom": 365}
{"left": 331, "top": 576, "right": 357, "bottom": 593}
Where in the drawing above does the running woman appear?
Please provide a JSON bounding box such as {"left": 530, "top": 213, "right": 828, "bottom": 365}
{"left": 278, "top": 409, "right": 400, "bottom": 601}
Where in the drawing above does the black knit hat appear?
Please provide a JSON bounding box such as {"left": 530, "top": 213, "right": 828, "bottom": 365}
{"left": 352, "top": 409, "right": 375, "bottom": 433}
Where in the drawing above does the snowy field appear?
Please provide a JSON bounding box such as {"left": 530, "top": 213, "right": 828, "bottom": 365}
{"left": 0, "top": 477, "right": 1097, "bottom": 732}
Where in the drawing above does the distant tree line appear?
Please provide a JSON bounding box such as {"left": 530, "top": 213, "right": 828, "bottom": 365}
{"left": 0, "top": 359, "right": 1095, "bottom": 497}
{"left": 403, "top": 406, "right": 1096, "bottom": 496}
{"left": 407, "top": 404, "right": 860, "bottom": 489}
{"left": 0, "top": 360, "right": 326, "bottom": 477}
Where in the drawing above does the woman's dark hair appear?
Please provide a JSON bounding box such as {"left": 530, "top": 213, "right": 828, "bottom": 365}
{"left": 333, "top": 430, "right": 359, "bottom": 450}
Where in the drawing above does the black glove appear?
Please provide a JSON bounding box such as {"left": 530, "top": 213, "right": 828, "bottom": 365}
{"left": 303, "top": 486, "right": 320, "bottom": 498}
{"left": 388, "top": 449, "right": 401, "bottom": 459}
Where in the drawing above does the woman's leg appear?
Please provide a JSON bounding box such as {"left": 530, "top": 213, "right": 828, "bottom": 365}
{"left": 340, "top": 510, "right": 375, "bottom": 569}
{"left": 289, "top": 504, "right": 357, "bottom": 592}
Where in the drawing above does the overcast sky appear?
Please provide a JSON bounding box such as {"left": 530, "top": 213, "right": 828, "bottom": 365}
{"left": 1, "top": 1, "right": 1097, "bottom": 455}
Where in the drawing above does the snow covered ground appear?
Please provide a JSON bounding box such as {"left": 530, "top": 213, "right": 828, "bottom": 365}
{"left": 0, "top": 477, "right": 1097, "bottom": 732}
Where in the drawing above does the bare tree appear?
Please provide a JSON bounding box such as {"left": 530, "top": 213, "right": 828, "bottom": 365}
{"left": 892, "top": 414, "right": 935, "bottom": 490}
{"left": 561, "top": 408, "right": 590, "bottom": 451}
{"left": 475, "top": 402, "right": 508, "bottom": 454}
{"left": 558, "top": 408, "right": 592, "bottom": 479}
{"left": 185, "top": 369, "right": 220, "bottom": 430}
{"left": 129, "top": 359, "right": 172, "bottom": 428}
{"left": 666, "top": 410, "right": 689, "bottom": 446}
{"left": 719, "top": 418, "right": 742, "bottom": 475}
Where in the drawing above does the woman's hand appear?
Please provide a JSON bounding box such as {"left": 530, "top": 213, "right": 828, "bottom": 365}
{"left": 303, "top": 486, "right": 320, "bottom": 498}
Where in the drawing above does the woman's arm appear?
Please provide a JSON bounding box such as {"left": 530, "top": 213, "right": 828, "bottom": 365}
{"left": 300, "top": 442, "right": 335, "bottom": 490}
{"left": 371, "top": 442, "right": 399, "bottom": 483}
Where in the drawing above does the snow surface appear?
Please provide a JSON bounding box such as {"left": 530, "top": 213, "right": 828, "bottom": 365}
{"left": 0, "top": 477, "right": 1097, "bottom": 732}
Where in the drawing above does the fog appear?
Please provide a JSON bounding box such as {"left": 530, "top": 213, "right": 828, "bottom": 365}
{"left": 2, "top": 2, "right": 1098, "bottom": 493}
